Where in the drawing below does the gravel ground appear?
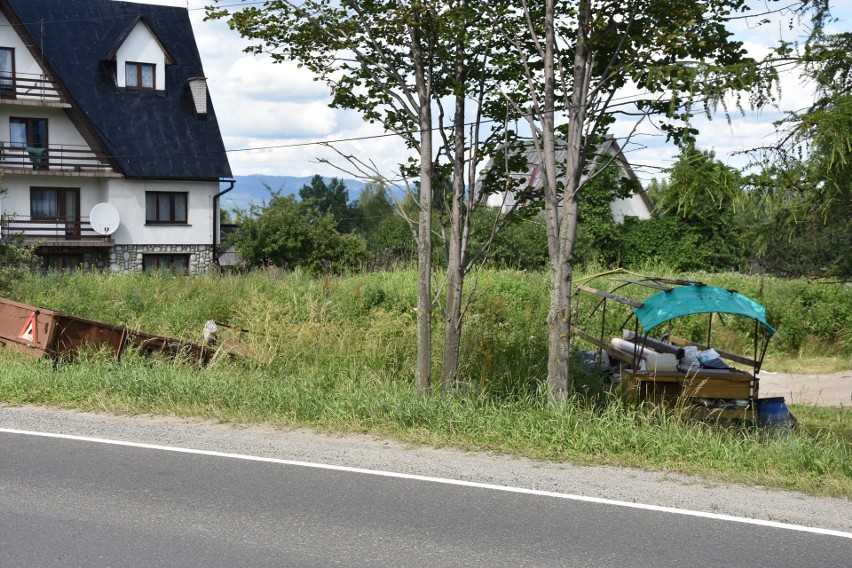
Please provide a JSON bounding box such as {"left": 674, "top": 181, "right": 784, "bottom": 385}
{"left": 1, "top": 404, "right": 850, "bottom": 534}
{"left": 759, "top": 370, "right": 851, "bottom": 407}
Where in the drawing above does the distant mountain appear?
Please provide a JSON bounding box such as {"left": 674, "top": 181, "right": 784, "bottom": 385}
{"left": 221, "top": 175, "right": 369, "bottom": 211}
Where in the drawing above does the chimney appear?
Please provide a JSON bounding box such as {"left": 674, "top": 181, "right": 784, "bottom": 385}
{"left": 188, "top": 77, "right": 208, "bottom": 116}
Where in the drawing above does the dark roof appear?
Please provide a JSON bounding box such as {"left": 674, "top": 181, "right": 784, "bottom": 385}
{"left": 5, "top": 0, "right": 231, "bottom": 180}
{"left": 102, "top": 16, "right": 175, "bottom": 65}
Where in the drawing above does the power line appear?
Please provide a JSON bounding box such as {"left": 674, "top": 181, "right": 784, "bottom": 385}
{"left": 105, "top": 109, "right": 665, "bottom": 163}
{"left": 101, "top": 85, "right": 673, "bottom": 162}
{"left": 0, "top": 1, "right": 796, "bottom": 168}
{"left": 91, "top": 81, "right": 711, "bottom": 162}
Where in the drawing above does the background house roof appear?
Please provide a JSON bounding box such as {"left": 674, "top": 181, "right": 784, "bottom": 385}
{"left": 479, "top": 137, "right": 655, "bottom": 218}
{"left": 6, "top": 0, "right": 232, "bottom": 180}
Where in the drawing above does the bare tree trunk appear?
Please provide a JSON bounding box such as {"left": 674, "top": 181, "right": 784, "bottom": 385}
{"left": 441, "top": 258, "right": 463, "bottom": 392}
{"left": 543, "top": 0, "right": 592, "bottom": 400}
{"left": 553, "top": 0, "right": 591, "bottom": 399}
{"left": 416, "top": 129, "right": 432, "bottom": 392}
{"left": 412, "top": 27, "right": 433, "bottom": 393}
{"left": 440, "top": 83, "right": 466, "bottom": 393}
{"left": 542, "top": 0, "right": 568, "bottom": 399}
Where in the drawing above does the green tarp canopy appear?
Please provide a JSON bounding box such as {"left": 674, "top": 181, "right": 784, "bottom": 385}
{"left": 634, "top": 285, "right": 776, "bottom": 336}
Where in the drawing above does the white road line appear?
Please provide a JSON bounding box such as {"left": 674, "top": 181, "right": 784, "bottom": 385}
{"left": 3, "top": 427, "right": 851, "bottom": 540}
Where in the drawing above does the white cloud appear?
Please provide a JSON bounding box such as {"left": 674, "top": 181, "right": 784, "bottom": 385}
{"left": 222, "top": 57, "right": 329, "bottom": 102}
{"left": 215, "top": 96, "right": 340, "bottom": 138}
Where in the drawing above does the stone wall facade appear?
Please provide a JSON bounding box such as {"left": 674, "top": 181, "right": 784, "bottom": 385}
{"left": 109, "top": 244, "right": 214, "bottom": 275}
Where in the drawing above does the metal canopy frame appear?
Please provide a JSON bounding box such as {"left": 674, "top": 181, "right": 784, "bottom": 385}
{"left": 570, "top": 269, "right": 773, "bottom": 376}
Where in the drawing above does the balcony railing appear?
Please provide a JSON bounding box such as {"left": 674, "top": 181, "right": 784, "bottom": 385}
{"left": 0, "top": 143, "right": 116, "bottom": 174}
{"left": 1, "top": 215, "right": 112, "bottom": 244}
{"left": 0, "top": 72, "right": 67, "bottom": 105}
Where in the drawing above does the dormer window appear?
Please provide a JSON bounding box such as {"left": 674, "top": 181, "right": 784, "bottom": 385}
{"left": 126, "top": 62, "right": 155, "bottom": 90}
{"left": 112, "top": 18, "right": 173, "bottom": 91}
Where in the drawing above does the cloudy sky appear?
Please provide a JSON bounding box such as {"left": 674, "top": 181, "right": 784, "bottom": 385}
{"left": 143, "top": 0, "right": 850, "bottom": 185}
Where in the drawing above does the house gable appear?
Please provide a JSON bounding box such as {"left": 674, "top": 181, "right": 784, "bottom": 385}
{"left": 593, "top": 138, "right": 654, "bottom": 223}
{"left": 3, "top": 0, "right": 231, "bottom": 181}
{"left": 0, "top": 11, "right": 52, "bottom": 81}
{"left": 483, "top": 137, "right": 654, "bottom": 223}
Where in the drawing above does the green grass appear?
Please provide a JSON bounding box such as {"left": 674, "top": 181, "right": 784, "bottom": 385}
{"left": 0, "top": 268, "right": 849, "bottom": 497}
{"left": 763, "top": 355, "right": 851, "bottom": 375}
{"left": 793, "top": 406, "right": 852, "bottom": 446}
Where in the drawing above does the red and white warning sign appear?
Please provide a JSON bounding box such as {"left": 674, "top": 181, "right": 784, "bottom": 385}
{"left": 18, "top": 312, "right": 38, "bottom": 343}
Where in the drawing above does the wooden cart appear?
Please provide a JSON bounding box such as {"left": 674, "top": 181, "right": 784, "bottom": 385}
{"left": 570, "top": 270, "right": 776, "bottom": 420}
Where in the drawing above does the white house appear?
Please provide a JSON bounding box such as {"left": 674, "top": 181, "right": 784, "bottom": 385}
{"left": 0, "top": 0, "right": 232, "bottom": 275}
{"left": 484, "top": 137, "right": 654, "bottom": 222}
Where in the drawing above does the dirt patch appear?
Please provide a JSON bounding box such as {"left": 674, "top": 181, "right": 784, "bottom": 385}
{"left": 759, "top": 370, "right": 851, "bottom": 407}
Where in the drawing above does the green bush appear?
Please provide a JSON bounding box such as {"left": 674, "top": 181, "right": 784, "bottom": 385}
{"left": 688, "top": 272, "right": 852, "bottom": 355}
{"left": 230, "top": 194, "right": 369, "bottom": 274}
{"left": 0, "top": 212, "right": 38, "bottom": 296}
{"left": 468, "top": 208, "right": 549, "bottom": 271}
{"left": 363, "top": 213, "right": 416, "bottom": 267}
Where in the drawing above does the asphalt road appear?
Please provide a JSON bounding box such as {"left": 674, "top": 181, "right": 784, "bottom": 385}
{"left": 1, "top": 431, "right": 850, "bottom": 568}
{"left": 0, "top": 432, "right": 852, "bottom": 568}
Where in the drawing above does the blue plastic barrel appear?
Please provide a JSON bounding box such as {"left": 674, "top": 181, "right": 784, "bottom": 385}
{"left": 756, "top": 397, "right": 796, "bottom": 430}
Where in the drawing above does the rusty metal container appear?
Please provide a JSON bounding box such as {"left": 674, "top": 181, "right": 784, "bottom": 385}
{"left": 0, "top": 297, "right": 127, "bottom": 359}
{"left": 0, "top": 297, "right": 60, "bottom": 358}
{"left": 0, "top": 296, "right": 210, "bottom": 363}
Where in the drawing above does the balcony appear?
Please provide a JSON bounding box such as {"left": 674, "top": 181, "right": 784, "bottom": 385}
{"left": 0, "top": 143, "right": 119, "bottom": 177}
{"left": 0, "top": 72, "right": 69, "bottom": 107}
{"left": 1, "top": 215, "right": 113, "bottom": 246}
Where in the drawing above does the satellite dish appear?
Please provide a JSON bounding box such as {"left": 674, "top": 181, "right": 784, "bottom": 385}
{"left": 89, "top": 203, "right": 120, "bottom": 236}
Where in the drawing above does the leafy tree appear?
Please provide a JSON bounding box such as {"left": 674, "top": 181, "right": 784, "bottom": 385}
{"left": 748, "top": 23, "right": 852, "bottom": 278}
{"left": 606, "top": 147, "right": 747, "bottom": 271}
{"left": 350, "top": 185, "right": 418, "bottom": 267}
{"left": 210, "top": 0, "right": 534, "bottom": 392}
{"left": 353, "top": 184, "right": 394, "bottom": 226}
{"left": 299, "top": 175, "right": 352, "bottom": 231}
{"left": 348, "top": 183, "right": 395, "bottom": 237}
{"left": 219, "top": 207, "right": 234, "bottom": 225}
{"left": 660, "top": 146, "right": 741, "bottom": 216}
{"left": 660, "top": 146, "right": 745, "bottom": 269}
{"left": 231, "top": 193, "right": 368, "bottom": 274}
{"left": 209, "top": 0, "right": 444, "bottom": 390}
{"left": 644, "top": 178, "right": 668, "bottom": 209}
{"left": 498, "top": 0, "right": 777, "bottom": 397}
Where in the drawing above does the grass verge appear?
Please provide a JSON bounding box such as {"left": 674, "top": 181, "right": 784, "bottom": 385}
{"left": 0, "top": 349, "right": 849, "bottom": 498}
{"left": 793, "top": 406, "right": 852, "bottom": 446}
{"left": 763, "top": 355, "right": 851, "bottom": 375}
{"left": 0, "top": 269, "right": 849, "bottom": 498}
